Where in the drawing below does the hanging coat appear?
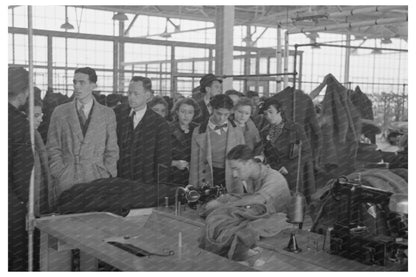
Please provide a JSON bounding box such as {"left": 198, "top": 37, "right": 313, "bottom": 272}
{"left": 272, "top": 87, "right": 322, "bottom": 167}
{"left": 319, "top": 78, "right": 361, "bottom": 177}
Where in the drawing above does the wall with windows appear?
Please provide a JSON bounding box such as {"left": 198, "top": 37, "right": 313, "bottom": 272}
{"left": 8, "top": 6, "right": 407, "bottom": 100}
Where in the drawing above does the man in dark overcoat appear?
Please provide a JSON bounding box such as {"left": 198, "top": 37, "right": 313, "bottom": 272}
{"left": 8, "top": 67, "right": 34, "bottom": 271}
{"left": 116, "top": 76, "right": 171, "bottom": 208}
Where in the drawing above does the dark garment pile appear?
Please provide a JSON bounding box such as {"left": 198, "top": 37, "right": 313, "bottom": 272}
{"left": 57, "top": 177, "right": 178, "bottom": 215}
{"left": 318, "top": 77, "right": 361, "bottom": 177}
{"left": 272, "top": 87, "right": 322, "bottom": 166}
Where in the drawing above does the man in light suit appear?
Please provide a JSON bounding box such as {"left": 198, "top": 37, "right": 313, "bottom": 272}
{"left": 47, "top": 67, "right": 119, "bottom": 196}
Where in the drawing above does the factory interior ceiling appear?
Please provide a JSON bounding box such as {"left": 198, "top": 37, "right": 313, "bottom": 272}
{"left": 83, "top": 5, "right": 408, "bottom": 41}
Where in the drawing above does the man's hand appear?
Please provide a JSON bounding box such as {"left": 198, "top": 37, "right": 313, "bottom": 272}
{"left": 205, "top": 199, "right": 223, "bottom": 210}
{"left": 172, "top": 160, "right": 189, "bottom": 170}
{"left": 278, "top": 166, "right": 288, "bottom": 175}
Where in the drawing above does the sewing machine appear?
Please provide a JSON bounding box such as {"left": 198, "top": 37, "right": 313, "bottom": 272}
{"left": 316, "top": 177, "right": 408, "bottom": 268}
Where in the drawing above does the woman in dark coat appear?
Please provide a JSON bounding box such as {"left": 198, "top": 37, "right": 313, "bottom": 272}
{"left": 259, "top": 98, "right": 316, "bottom": 201}
{"left": 169, "top": 97, "right": 201, "bottom": 186}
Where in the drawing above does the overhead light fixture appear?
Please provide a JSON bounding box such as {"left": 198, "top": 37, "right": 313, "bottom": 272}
{"left": 371, "top": 48, "right": 383, "bottom": 55}
{"left": 350, "top": 49, "right": 359, "bottom": 55}
{"left": 60, "top": 6, "right": 74, "bottom": 30}
{"left": 160, "top": 30, "right": 172, "bottom": 38}
{"left": 381, "top": 37, "right": 392, "bottom": 44}
{"left": 159, "top": 25, "right": 171, "bottom": 38}
{"left": 112, "top": 12, "right": 128, "bottom": 21}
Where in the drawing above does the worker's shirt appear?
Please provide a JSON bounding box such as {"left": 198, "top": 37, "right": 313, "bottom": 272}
{"left": 244, "top": 164, "right": 291, "bottom": 213}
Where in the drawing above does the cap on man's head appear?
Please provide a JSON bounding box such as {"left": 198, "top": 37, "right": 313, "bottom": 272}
{"left": 8, "top": 67, "right": 29, "bottom": 97}
{"left": 200, "top": 73, "right": 222, "bottom": 93}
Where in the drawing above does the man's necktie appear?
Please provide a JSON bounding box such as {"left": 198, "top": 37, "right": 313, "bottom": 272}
{"left": 131, "top": 111, "right": 137, "bottom": 128}
{"left": 79, "top": 103, "right": 87, "bottom": 125}
{"left": 214, "top": 123, "right": 227, "bottom": 130}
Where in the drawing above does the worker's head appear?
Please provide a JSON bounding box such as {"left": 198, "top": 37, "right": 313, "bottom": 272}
{"left": 233, "top": 97, "right": 253, "bottom": 125}
{"left": 29, "top": 98, "right": 44, "bottom": 130}
{"left": 128, "top": 76, "right": 152, "bottom": 111}
{"left": 171, "top": 97, "right": 201, "bottom": 125}
{"left": 224, "top": 89, "right": 243, "bottom": 106}
{"left": 148, "top": 96, "right": 169, "bottom": 118}
{"left": 200, "top": 73, "right": 222, "bottom": 97}
{"left": 209, "top": 94, "right": 233, "bottom": 126}
{"left": 73, "top": 67, "right": 97, "bottom": 101}
{"left": 227, "top": 144, "right": 257, "bottom": 181}
{"left": 261, "top": 98, "right": 284, "bottom": 125}
{"left": 8, "top": 67, "right": 30, "bottom": 107}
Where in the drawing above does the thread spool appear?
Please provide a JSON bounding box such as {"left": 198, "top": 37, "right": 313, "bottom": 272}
{"left": 178, "top": 232, "right": 183, "bottom": 259}
{"left": 288, "top": 192, "right": 305, "bottom": 224}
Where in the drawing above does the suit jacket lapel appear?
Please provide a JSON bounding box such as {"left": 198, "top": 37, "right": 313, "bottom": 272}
{"left": 194, "top": 128, "right": 212, "bottom": 170}
{"left": 226, "top": 122, "right": 236, "bottom": 152}
{"left": 84, "top": 99, "right": 100, "bottom": 143}
{"left": 134, "top": 108, "right": 150, "bottom": 133}
{"left": 69, "top": 101, "right": 84, "bottom": 142}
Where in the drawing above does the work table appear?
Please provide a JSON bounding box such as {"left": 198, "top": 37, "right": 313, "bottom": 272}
{"left": 35, "top": 206, "right": 402, "bottom": 271}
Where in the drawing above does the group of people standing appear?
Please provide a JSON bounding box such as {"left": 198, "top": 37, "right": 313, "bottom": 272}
{"left": 9, "top": 66, "right": 316, "bottom": 271}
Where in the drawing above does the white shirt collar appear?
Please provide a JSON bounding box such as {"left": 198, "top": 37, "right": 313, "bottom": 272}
{"left": 204, "top": 96, "right": 210, "bottom": 106}
{"left": 77, "top": 98, "right": 94, "bottom": 117}
{"left": 130, "top": 105, "right": 147, "bottom": 128}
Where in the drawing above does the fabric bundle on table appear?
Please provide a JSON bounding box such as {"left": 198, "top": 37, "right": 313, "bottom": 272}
{"left": 199, "top": 202, "right": 291, "bottom": 260}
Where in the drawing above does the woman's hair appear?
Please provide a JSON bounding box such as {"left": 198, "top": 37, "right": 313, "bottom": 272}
{"left": 148, "top": 95, "right": 168, "bottom": 110}
{"left": 225, "top": 89, "right": 244, "bottom": 98}
{"left": 227, "top": 144, "right": 254, "bottom": 161}
{"left": 22, "top": 97, "right": 43, "bottom": 115}
{"left": 209, "top": 94, "right": 234, "bottom": 110}
{"left": 260, "top": 98, "right": 285, "bottom": 120}
{"left": 170, "top": 97, "right": 201, "bottom": 122}
{"left": 234, "top": 97, "right": 254, "bottom": 113}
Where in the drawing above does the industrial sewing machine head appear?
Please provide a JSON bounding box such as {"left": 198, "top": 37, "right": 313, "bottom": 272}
{"left": 175, "top": 184, "right": 226, "bottom": 213}
{"left": 326, "top": 177, "right": 408, "bottom": 268}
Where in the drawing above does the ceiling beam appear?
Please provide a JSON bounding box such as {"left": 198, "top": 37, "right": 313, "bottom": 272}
{"left": 124, "top": 14, "right": 139, "bottom": 36}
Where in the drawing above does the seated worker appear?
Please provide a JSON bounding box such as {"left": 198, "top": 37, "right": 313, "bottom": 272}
{"left": 189, "top": 94, "right": 245, "bottom": 192}
{"left": 205, "top": 144, "right": 291, "bottom": 214}
{"left": 199, "top": 144, "right": 292, "bottom": 261}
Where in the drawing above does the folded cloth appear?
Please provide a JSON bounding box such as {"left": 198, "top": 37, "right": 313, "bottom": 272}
{"left": 247, "top": 212, "right": 293, "bottom": 240}
{"left": 199, "top": 203, "right": 288, "bottom": 261}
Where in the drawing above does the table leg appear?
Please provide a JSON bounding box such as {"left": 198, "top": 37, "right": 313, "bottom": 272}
{"left": 39, "top": 232, "right": 72, "bottom": 271}
{"left": 80, "top": 251, "right": 98, "bottom": 271}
